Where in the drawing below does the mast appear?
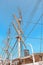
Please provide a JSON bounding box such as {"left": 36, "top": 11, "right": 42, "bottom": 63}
{"left": 3, "top": 27, "right": 11, "bottom": 60}
{"left": 12, "top": 9, "right": 23, "bottom": 58}
{"left": 12, "top": 9, "right": 26, "bottom": 58}
{"left": 12, "top": 16, "right": 22, "bottom": 58}
{"left": 16, "top": 19, "right": 21, "bottom": 58}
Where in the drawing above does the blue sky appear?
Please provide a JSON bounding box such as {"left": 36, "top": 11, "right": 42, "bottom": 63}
{"left": 0, "top": 0, "right": 43, "bottom": 58}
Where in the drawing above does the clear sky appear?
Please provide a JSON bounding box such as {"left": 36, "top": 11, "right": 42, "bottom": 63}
{"left": 0, "top": 0, "right": 43, "bottom": 59}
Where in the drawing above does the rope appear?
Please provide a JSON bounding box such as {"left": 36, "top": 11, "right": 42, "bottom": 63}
{"left": 25, "top": 14, "right": 43, "bottom": 41}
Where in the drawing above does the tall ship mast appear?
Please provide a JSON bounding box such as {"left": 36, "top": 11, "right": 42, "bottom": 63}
{"left": 0, "top": 0, "right": 43, "bottom": 64}
{"left": 0, "top": 9, "right": 43, "bottom": 65}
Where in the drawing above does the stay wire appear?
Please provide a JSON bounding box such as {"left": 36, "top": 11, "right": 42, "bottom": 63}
{"left": 25, "top": 14, "right": 43, "bottom": 41}
{"left": 24, "top": 0, "right": 41, "bottom": 33}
